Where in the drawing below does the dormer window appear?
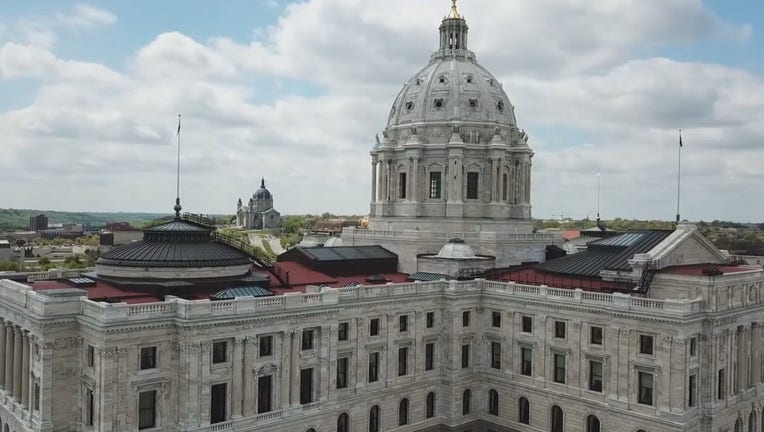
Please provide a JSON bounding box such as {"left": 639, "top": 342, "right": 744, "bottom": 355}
{"left": 465, "top": 75, "right": 473, "bottom": 84}
{"left": 497, "top": 100, "right": 505, "bottom": 113}
{"left": 468, "top": 98, "right": 478, "bottom": 110}
{"left": 433, "top": 98, "right": 444, "bottom": 110}
{"left": 405, "top": 101, "right": 415, "bottom": 112}
{"left": 438, "top": 75, "right": 448, "bottom": 84}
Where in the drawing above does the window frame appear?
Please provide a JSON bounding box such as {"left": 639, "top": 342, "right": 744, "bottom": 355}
{"left": 429, "top": 171, "right": 442, "bottom": 199}
{"left": 368, "top": 352, "right": 380, "bottom": 383}
{"left": 466, "top": 172, "right": 479, "bottom": 200}
{"left": 399, "top": 315, "right": 408, "bottom": 332}
{"left": 553, "top": 353, "right": 566, "bottom": 384}
{"left": 338, "top": 322, "right": 349, "bottom": 341}
{"left": 398, "top": 347, "right": 408, "bottom": 376}
{"left": 491, "top": 311, "right": 501, "bottom": 328}
{"left": 426, "top": 312, "right": 435, "bottom": 328}
{"left": 462, "top": 311, "right": 470, "bottom": 327}
{"left": 369, "top": 318, "right": 380, "bottom": 337}
{"left": 212, "top": 340, "right": 228, "bottom": 364}
{"left": 301, "top": 330, "right": 314, "bottom": 351}
{"left": 461, "top": 344, "right": 470, "bottom": 369}
{"left": 637, "top": 371, "right": 654, "bottom": 406}
{"left": 425, "top": 342, "right": 435, "bottom": 371}
{"left": 138, "top": 390, "right": 157, "bottom": 430}
{"left": 521, "top": 316, "right": 533, "bottom": 333}
{"left": 588, "top": 360, "right": 603, "bottom": 392}
{"left": 337, "top": 357, "right": 349, "bottom": 389}
{"left": 520, "top": 346, "right": 533, "bottom": 376}
{"left": 139, "top": 346, "right": 157, "bottom": 371}
{"left": 590, "top": 326, "right": 603, "bottom": 345}
{"left": 490, "top": 341, "right": 501, "bottom": 369}
{"left": 639, "top": 334, "right": 654, "bottom": 356}
{"left": 554, "top": 321, "right": 566, "bottom": 339}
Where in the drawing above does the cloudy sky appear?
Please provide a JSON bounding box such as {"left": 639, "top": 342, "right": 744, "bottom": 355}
{"left": 0, "top": 0, "right": 762, "bottom": 222}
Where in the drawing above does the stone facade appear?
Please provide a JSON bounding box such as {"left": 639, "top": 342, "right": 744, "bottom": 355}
{"left": 2, "top": 262, "right": 764, "bottom": 432}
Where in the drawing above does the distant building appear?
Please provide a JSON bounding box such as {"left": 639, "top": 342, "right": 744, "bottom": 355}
{"left": 28, "top": 214, "right": 48, "bottom": 232}
{"left": 236, "top": 178, "right": 282, "bottom": 230}
{"left": 0, "top": 240, "right": 10, "bottom": 262}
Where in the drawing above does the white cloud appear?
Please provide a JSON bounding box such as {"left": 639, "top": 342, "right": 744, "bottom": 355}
{"left": 57, "top": 4, "right": 117, "bottom": 29}
{"left": 0, "top": 0, "right": 761, "bottom": 222}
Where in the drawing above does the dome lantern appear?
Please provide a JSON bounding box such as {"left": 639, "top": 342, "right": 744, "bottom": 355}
{"left": 439, "top": 0, "right": 469, "bottom": 54}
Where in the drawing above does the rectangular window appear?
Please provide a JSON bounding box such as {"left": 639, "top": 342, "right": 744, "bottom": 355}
{"left": 521, "top": 316, "right": 533, "bottom": 333}
{"left": 462, "top": 311, "right": 470, "bottom": 327}
{"left": 521, "top": 347, "right": 532, "bottom": 376}
{"left": 718, "top": 369, "right": 726, "bottom": 400}
{"left": 34, "top": 382, "right": 40, "bottom": 412}
{"left": 589, "top": 360, "right": 603, "bottom": 392}
{"left": 301, "top": 330, "right": 314, "bottom": 350}
{"left": 138, "top": 390, "right": 156, "bottom": 430}
{"left": 399, "top": 173, "right": 407, "bottom": 199}
{"left": 300, "top": 368, "right": 313, "bottom": 404}
{"left": 257, "top": 375, "right": 272, "bottom": 413}
{"left": 688, "top": 374, "right": 697, "bottom": 407}
{"left": 553, "top": 354, "right": 566, "bottom": 384}
{"left": 139, "top": 347, "right": 156, "bottom": 370}
{"left": 426, "top": 312, "right": 434, "bottom": 328}
{"left": 639, "top": 335, "right": 654, "bottom": 355}
{"left": 425, "top": 343, "right": 435, "bottom": 371}
{"left": 554, "top": 321, "right": 566, "bottom": 339}
{"left": 87, "top": 345, "right": 95, "bottom": 367}
{"left": 461, "top": 344, "right": 470, "bottom": 369}
{"left": 491, "top": 312, "right": 501, "bottom": 328}
{"left": 212, "top": 341, "right": 227, "bottom": 364}
{"left": 429, "top": 172, "right": 442, "bottom": 199}
{"left": 259, "top": 336, "right": 273, "bottom": 357}
{"left": 590, "top": 326, "right": 603, "bottom": 345}
{"left": 369, "top": 352, "right": 380, "bottom": 383}
{"left": 466, "top": 172, "right": 479, "bottom": 199}
{"left": 85, "top": 388, "right": 94, "bottom": 426}
{"left": 502, "top": 173, "right": 508, "bottom": 201}
{"left": 399, "top": 315, "right": 408, "bottom": 332}
{"left": 638, "top": 372, "right": 654, "bottom": 405}
{"left": 491, "top": 342, "right": 501, "bottom": 369}
{"left": 210, "top": 383, "right": 227, "bottom": 424}
{"left": 398, "top": 347, "right": 408, "bottom": 376}
{"left": 690, "top": 337, "right": 697, "bottom": 357}
{"left": 337, "top": 357, "right": 349, "bottom": 389}
{"left": 338, "top": 322, "right": 349, "bottom": 341}
{"left": 370, "top": 318, "right": 380, "bottom": 336}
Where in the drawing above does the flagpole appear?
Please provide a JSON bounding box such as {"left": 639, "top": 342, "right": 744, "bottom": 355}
{"left": 596, "top": 172, "right": 601, "bottom": 222}
{"left": 175, "top": 114, "right": 182, "bottom": 218}
{"left": 676, "top": 129, "right": 682, "bottom": 225}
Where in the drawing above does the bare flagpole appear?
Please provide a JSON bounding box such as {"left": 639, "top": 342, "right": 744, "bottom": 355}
{"left": 676, "top": 129, "right": 682, "bottom": 225}
{"left": 174, "top": 114, "right": 182, "bottom": 218}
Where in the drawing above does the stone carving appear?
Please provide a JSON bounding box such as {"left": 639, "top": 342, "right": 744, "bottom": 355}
{"left": 256, "top": 362, "right": 279, "bottom": 376}
{"left": 42, "top": 337, "right": 83, "bottom": 349}
{"left": 102, "top": 347, "right": 129, "bottom": 358}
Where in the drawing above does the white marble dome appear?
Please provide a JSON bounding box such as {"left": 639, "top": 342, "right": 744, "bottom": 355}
{"left": 435, "top": 239, "right": 477, "bottom": 259}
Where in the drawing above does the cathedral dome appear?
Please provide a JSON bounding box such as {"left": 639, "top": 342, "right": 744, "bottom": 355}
{"left": 382, "top": 3, "right": 517, "bottom": 144}
{"left": 253, "top": 178, "right": 272, "bottom": 200}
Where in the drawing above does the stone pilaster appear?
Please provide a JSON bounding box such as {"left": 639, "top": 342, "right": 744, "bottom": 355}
{"left": 736, "top": 326, "right": 747, "bottom": 393}
{"left": 371, "top": 158, "right": 378, "bottom": 203}
{"left": 752, "top": 323, "right": 762, "bottom": 385}
{"left": 0, "top": 319, "right": 5, "bottom": 390}
{"left": 290, "top": 330, "right": 301, "bottom": 406}
{"left": 5, "top": 323, "right": 14, "bottom": 396}
{"left": 231, "top": 337, "right": 244, "bottom": 418}
{"left": 242, "top": 338, "right": 256, "bottom": 416}
{"left": 281, "top": 331, "right": 293, "bottom": 408}
{"left": 21, "top": 331, "right": 30, "bottom": 409}
{"left": 411, "top": 156, "right": 420, "bottom": 202}
{"left": 319, "top": 326, "right": 332, "bottom": 401}
{"left": 13, "top": 325, "right": 22, "bottom": 401}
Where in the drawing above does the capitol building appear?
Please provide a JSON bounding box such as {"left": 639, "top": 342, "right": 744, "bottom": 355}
{"left": 2, "top": 3, "right": 764, "bottom": 432}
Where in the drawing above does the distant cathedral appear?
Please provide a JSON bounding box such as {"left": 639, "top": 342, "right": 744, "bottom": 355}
{"left": 236, "top": 178, "right": 282, "bottom": 230}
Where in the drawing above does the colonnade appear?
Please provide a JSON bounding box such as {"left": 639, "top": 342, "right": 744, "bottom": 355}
{"left": 0, "top": 319, "right": 35, "bottom": 412}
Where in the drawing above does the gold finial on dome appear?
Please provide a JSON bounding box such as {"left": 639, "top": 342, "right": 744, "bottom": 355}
{"left": 447, "top": 0, "right": 462, "bottom": 19}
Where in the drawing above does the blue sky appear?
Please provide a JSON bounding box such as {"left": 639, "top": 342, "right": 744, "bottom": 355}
{"left": 0, "top": 0, "right": 763, "bottom": 221}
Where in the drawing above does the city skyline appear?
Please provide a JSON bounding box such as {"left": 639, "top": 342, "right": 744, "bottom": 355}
{"left": 0, "top": 0, "right": 762, "bottom": 221}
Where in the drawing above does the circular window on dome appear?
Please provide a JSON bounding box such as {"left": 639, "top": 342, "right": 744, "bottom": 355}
{"left": 438, "top": 74, "right": 448, "bottom": 85}
{"left": 433, "top": 98, "right": 444, "bottom": 110}
{"left": 497, "top": 100, "right": 505, "bottom": 113}
{"left": 405, "top": 101, "right": 415, "bottom": 112}
{"left": 468, "top": 98, "right": 479, "bottom": 110}
{"left": 465, "top": 74, "right": 474, "bottom": 84}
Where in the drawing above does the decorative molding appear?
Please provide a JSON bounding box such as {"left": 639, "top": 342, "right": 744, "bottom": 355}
{"left": 41, "top": 337, "right": 83, "bottom": 350}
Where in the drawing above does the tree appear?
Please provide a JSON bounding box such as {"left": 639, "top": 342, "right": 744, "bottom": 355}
{"left": 0, "top": 262, "right": 20, "bottom": 272}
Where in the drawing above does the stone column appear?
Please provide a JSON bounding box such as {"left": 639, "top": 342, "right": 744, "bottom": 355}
{"left": 0, "top": 319, "right": 5, "bottom": 390}
{"left": 377, "top": 159, "right": 385, "bottom": 203}
{"left": 21, "top": 331, "right": 29, "bottom": 409}
{"left": 490, "top": 158, "right": 498, "bottom": 202}
{"left": 4, "top": 323, "right": 13, "bottom": 395}
{"left": 319, "top": 327, "right": 331, "bottom": 401}
{"left": 290, "top": 330, "right": 301, "bottom": 406}
{"left": 13, "top": 326, "right": 22, "bottom": 401}
{"left": 280, "top": 332, "right": 292, "bottom": 409}
{"left": 737, "top": 326, "right": 747, "bottom": 393}
{"left": 411, "top": 157, "right": 420, "bottom": 202}
{"left": 500, "top": 161, "right": 507, "bottom": 203}
{"left": 232, "top": 338, "right": 244, "bottom": 418}
{"left": 371, "top": 159, "right": 378, "bottom": 203}
{"left": 242, "top": 338, "right": 255, "bottom": 416}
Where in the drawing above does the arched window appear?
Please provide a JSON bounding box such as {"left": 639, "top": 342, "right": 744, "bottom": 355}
{"left": 586, "top": 415, "right": 601, "bottom": 432}
{"left": 398, "top": 398, "right": 409, "bottom": 426}
{"left": 550, "top": 405, "right": 564, "bottom": 432}
{"left": 488, "top": 389, "right": 499, "bottom": 416}
{"left": 426, "top": 392, "right": 436, "bottom": 418}
{"left": 734, "top": 418, "right": 743, "bottom": 432}
{"left": 306, "top": 429, "right": 316, "bottom": 432}
{"left": 462, "top": 389, "right": 471, "bottom": 415}
{"left": 369, "top": 405, "right": 380, "bottom": 432}
{"left": 751, "top": 411, "right": 758, "bottom": 432}
{"left": 518, "top": 397, "right": 530, "bottom": 425}
{"left": 337, "top": 412, "right": 349, "bottom": 432}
